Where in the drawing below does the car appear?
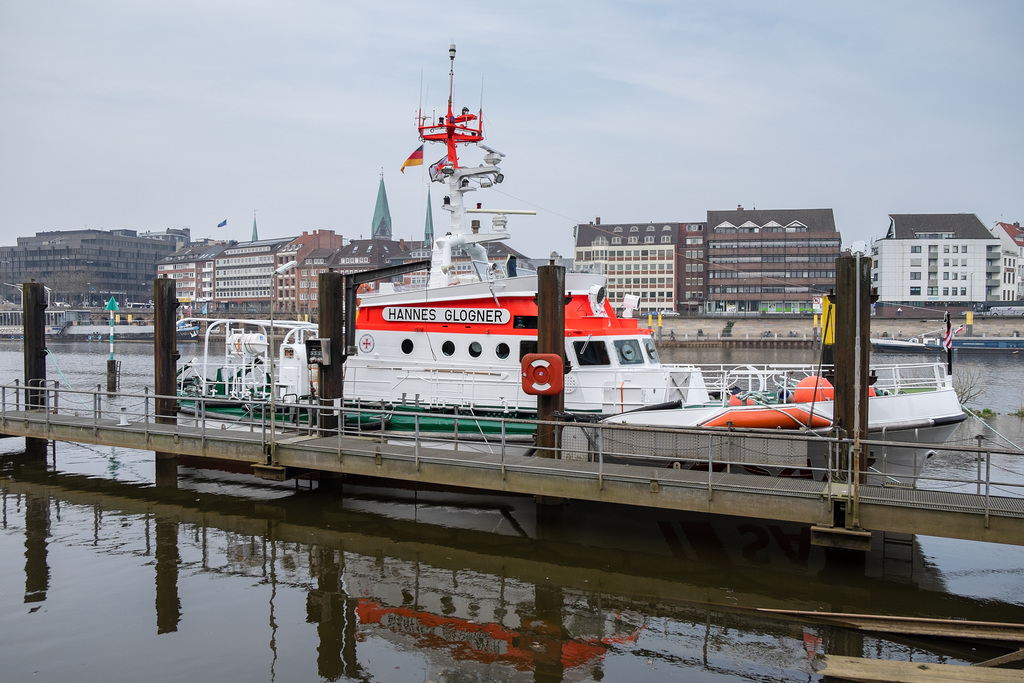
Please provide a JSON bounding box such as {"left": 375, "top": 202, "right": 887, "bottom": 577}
{"left": 987, "top": 306, "right": 1024, "bottom": 317}
{"left": 657, "top": 309, "right": 681, "bottom": 317}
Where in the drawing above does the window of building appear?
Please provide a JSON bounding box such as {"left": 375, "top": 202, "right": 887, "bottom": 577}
{"left": 961, "top": 288, "right": 967, "bottom": 296}
{"left": 910, "top": 272, "right": 921, "bottom": 280}
{"left": 910, "top": 287, "right": 921, "bottom": 296}
{"left": 911, "top": 245, "right": 922, "bottom": 253}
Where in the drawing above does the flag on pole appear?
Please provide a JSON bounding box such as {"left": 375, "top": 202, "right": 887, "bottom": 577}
{"left": 942, "top": 315, "right": 953, "bottom": 350}
{"left": 201, "top": 303, "right": 208, "bottom": 315}
{"left": 217, "top": 219, "right": 227, "bottom": 228}
{"left": 400, "top": 145, "right": 424, "bottom": 173}
{"left": 429, "top": 155, "right": 448, "bottom": 182}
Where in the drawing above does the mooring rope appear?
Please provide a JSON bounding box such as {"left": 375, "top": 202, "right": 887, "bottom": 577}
{"left": 44, "top": 349, "right": 91, "bottom": 408}
{"left": 962, "top": 406, "right": 1024, "bottom": 451}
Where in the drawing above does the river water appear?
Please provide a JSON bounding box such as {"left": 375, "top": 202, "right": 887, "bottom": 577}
{"left": 1, "top": 340, "right": 1023, "bottom": 682}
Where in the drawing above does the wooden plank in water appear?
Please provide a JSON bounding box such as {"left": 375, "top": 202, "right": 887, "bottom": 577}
{"left": 758, "top": 608, "right": 1024, "bottom": 645}
{"left": 821, "top": 655, "right": 1022, "bottom": 682}
{"left": 977, "top": 648, "right": 1024, "bottom": 668}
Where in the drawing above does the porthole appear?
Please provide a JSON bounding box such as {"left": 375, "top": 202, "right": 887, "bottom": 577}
{"left": 441, "top": 340, "right": 455, "bottom": 356}
{"left": 496, "top": 343, "right": 510, "bottom": 359}
{"left": 401, "top": 339, "right": 414, "bottom": 354}
{"left": 469, "top": 341, "right": 482, "bottom": 358}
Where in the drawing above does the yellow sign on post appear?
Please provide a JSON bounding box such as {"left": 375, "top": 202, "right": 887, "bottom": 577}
{"left": 822, "top": 295, "right": 835, "bottom": 345}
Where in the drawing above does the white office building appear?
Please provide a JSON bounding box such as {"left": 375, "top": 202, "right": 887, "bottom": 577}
{"left": 871, "top": 214, "right": 1002, "bottom": 307}
{"left": 992, "top": 221, "right": 1024, "bottom": 301}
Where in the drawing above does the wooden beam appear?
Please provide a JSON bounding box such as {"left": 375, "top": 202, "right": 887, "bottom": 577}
{"left": 759, "top": 608, "right": 1024, "bottom": 645}
{"left": 976, "top": 648, "right": 1024, "bottom": 668}
{"left": 821, "top": 655, "right": 1022, "bottom": 682}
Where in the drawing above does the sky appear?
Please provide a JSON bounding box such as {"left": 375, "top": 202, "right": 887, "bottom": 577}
{"left": 1, "top": 1, "right": 1022, "bottom": 258}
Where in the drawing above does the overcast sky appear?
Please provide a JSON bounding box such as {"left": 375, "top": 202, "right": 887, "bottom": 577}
{"left": 1, "top": 1, "right": 1021, "bottom": 257}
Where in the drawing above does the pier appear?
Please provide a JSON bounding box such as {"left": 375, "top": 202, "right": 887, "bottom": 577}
{"left": 1, "top": 384, "right": 1022, "bottom": 549}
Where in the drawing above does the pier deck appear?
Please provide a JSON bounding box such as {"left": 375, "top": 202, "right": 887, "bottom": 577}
{"left": 2, "top": 400, "right": 1023, "bottom": 547}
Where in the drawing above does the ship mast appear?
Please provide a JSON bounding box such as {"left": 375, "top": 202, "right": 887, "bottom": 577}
{"left": 418, "top": 43, "right": 484, "bottom": 171}
{"left": 416, "top": 44, "right": 530, "bottom": 287}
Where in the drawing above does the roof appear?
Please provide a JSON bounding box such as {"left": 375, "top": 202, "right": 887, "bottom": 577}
{"left": 574, "top": 222, "right": 680, "bottom": 246}
{"left": 160, "top": 242, "right": 233, "bottom": 264}
{"left": 371, "top": 176, "right": 393, "bottom": 239}
{"left": 995, "top": 221, "right": 1024, "bottom": 246}
{"left": 884, "top": 213, "right": 991, "bottom": 240}
{"left": 706, "top": 208, "right": 837, "bottom": 233}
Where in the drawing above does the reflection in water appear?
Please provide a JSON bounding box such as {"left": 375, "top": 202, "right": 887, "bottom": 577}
{"left": 155, "top": 514, "right": 181, "bottom": 634}
{"left": 3, "top": 451, "right": 1023, "bottom": 682}
{"left": 306, "top": 546, "right": 362, "bottom": 681}
{"left": 23, "top": 492, "right": 49, "bottom": 605}
{"left": 2, "top": 343, "right": 1023, "bottom": 680}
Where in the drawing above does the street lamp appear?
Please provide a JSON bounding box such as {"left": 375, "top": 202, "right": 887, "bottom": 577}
{"left": 268, "top": 260, "right": 298, "bottom": 461}
{"left": 2, "top": 283, "right": 49, "bottom": 307}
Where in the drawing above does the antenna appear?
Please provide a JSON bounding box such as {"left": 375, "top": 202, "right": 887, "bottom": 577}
{"left": 447, "top": 43, "right": 456, "bottom": 116}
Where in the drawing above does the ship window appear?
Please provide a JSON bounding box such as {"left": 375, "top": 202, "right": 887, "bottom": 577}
{"left": 519, "top": 340, "right": 538, "bottom": 360}
{"left": 496, "top": 342, "right": 510, "bottom": 359}
{"left": 512, "top": 315, "right": 537, "bottom": 329}
{"left": 442, "top": 340, "right": 455, "bottom": 356}
{"left": 469, "top": 341, "right": 482, "bottom": 358}
{"left": 643, "top": 338, "right": 659, "bottom": 363}
{"left": 614, "top": 339, "right": 644, "bottom": 365}
{"left": 401, "top": 339, "right": 414, "bottom": 354}
{"left": 573, "top": 339, "right": 610, "bottom": 366}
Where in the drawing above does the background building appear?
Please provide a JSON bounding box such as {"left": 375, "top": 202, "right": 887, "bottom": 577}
{"left": 705, "top": 207, "right": 840, "bottom": 315}
{"left": 871, "top": 213, "right": 1001, "bottom": 308}
{"left": 992, "top": 221, "right": 1024, "bottom": 301}
{"left": 572, "top": 218, "right": 681, "bottom": 314}
{"left": 0, "top": 228, "right": 188, "bottom": 306}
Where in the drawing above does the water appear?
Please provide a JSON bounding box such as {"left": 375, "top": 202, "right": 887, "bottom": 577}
{"left": 1, "top": 340, "right": 1023, "bottom": 681}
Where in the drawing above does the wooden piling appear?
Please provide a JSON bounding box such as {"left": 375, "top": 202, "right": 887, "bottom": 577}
{"left": 153, "top": 278, "right": 178, "bottom": 485}
{"left": 318, "top": 272, "right": 345, "bottom": 433}
{"left": 23, "top": 281, "right": 47, "bottom": 459}
{"left": 834, "top": 255, "right": 871, "bottom": 469}
{"left": 535, "top": 258, "right": 565, "bottom": 457}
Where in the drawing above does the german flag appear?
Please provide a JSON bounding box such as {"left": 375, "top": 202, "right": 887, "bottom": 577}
{"left": 400, "top": 144, "right": 424, "bottom": 173}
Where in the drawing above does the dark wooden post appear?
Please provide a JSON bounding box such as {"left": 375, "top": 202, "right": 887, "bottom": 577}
{"left": 318, "top": 272, "right": 346, "bottom": 434}
{"left": 536, "top": 257, "right": 565, "bottom": 456}
{"left": 23, "top": 281, "right": 48, "bottom": 458}
{"left": 834, "top": 255, "right": 871, "bottom": 476}
{"left": 153, "top": 278, "right": 178, "bottom": 486}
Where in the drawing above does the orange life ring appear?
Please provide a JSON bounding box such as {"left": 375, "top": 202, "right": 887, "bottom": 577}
{"left": 521, "top": 353, "right": 563, "bottom": 395}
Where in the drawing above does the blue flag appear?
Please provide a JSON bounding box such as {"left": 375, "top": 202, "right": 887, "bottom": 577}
{"left": 201, "top": 303, "right": 208, "bottom": 315}
{"left": 217, "top": 219, "right": 227, "bottom": 228}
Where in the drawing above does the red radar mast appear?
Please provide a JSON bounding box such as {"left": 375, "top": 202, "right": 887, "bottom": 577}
{"left": 417, "top": 43, "right": 482, "bottom": 170}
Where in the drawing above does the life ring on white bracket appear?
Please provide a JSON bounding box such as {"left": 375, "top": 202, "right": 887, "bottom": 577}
{"left": 521, "top": 353, "right": 564, "bottom": 396}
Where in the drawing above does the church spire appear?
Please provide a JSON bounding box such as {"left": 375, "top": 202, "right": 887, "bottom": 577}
{"left": 371, "top": 173, "right": 393, "bottom": 240}
{"left": 424, "top": 191, "right": 434, "bottom": 245}
{"left": 252, "top": 210, "right": 259, "bottom": 241}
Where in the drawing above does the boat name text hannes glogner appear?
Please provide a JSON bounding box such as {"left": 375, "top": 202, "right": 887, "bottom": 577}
{"left": 382, "top": 307, "right": 511, "bottom": 324}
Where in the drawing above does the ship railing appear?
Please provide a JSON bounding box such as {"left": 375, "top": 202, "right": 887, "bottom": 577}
{"left": 684, "top": 362, "right": 952, "bottom": 396}
{"left": 3, "top": 383, "right": 1020, "bottom": 520}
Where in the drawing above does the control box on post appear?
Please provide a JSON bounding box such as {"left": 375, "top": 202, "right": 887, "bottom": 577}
{"left": 305, "top": 338, "right": 331, "bottom": 366}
